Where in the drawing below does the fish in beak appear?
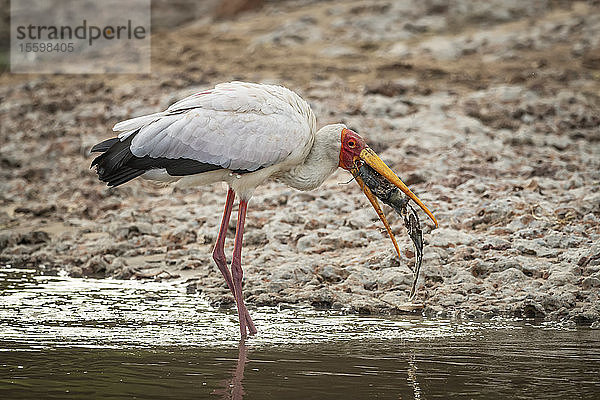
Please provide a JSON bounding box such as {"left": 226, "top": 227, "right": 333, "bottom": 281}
{"left": 339, "top": 128, "right": 438, "bottom": 263}
{"left": 354, "top": 162, "right": 425, "bottom": 300}
{"left": 358, "top": 147, "right": 438, "bottom": 228}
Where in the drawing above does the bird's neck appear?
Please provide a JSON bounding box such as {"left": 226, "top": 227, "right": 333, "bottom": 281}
{"left": 279, "top": 132, "right": 340, "bottom": 191}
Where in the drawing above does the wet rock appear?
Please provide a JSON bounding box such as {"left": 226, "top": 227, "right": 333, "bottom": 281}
{"left": 253, "top": 292, "right": 281, "bottom": 306}
{"left": 0, "top": 233, "right": 15, "bottom": 251}
{"left": 379, "top": 292, "right": 410, "bottom": 309}
{"left": 376, "top": 268, "right": 412, "bottom": 290}
{"left": 344, "top": 264, "right": 377, "bottom": 288}
{"left": 17, "top": 231, "right": 51, "bottom": 245}
{"left": 438, "top": 292, "right": 467, "bottom": 308}
{"left": 516, "top": 301, "right": 546, "bottom": 318}
{"left": 270, "top": 264, "right": 313, "bottom": 286}
{"left": 316, "top": 265, "right": 348, "bottom": 283}
{"left": 308, "top": 287, "right": 335, "bottom": 309}
{"left": 347, "top": 296, "right": 383, "bottom": 315}
{"left": 162, "top": 226, "right": 198, "bottom": 246}
{"left": 186, "top": 283, "right": 198, "bottom": 294}
{"left": 82, "top": 255, "right": 113, "bottom": 276}
{"left": 571, "top": 309, "right": 600, "bottom": 326}
{"left": 69, "top": 266, "right": 83, "bottom": 278}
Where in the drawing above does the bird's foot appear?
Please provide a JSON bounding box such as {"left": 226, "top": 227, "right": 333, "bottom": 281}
{"left": 237, "top": 303, "right": 257, "bottom": 337}
{"left": 244, "top": 308, "right": 257, "bottom": 336}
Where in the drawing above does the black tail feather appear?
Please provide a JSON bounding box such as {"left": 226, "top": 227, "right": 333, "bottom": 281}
{"left": 95, "top": 134, "right": 135, "bottom": 174}
{"left": 90, "top": 129, "right": 238, "bottom": 188}
{"left": 91, "top": 137, "right": 120, "bottom": 153}
{"left": 91, "top": 133, "right": 145, "bottom": 187}
{"left": 105, "top": 167, "right": 146, "bottom": 187}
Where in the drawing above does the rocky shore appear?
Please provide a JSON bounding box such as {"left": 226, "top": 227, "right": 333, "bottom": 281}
{"left": 1, "top": 0, "right": 599, "bottom": 325}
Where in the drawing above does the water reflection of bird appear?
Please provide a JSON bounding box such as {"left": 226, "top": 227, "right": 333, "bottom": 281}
{"left": 213, "top": 340, "right": 248, "bottom": 400}
{"left": 91, "top": 82, "right": 438, "bottom": 338}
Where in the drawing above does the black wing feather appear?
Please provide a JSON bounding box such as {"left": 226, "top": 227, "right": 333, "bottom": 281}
{"left": 90, "top": 130, "right": 244, "bottom": 187}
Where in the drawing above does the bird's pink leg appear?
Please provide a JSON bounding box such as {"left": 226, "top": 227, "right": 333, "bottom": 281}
{"left": 231, "top": 199, "right": 257, "bottom": 337}
{"left": 212, "top": 189, "right": 255, "bottom": 335}
{"left": 213, "top": 188, "right": 236, "bottom": 295}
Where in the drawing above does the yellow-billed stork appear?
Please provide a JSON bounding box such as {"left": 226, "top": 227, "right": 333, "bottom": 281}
{"left": 91, "top": 81, "right": 438, "bottom": 337}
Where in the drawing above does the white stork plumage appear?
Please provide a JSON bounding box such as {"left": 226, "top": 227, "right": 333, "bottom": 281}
{"left": 91, "top": 81, "right": 438, "bottom": 338}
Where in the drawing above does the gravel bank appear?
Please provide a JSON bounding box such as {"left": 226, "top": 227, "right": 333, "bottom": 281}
{"left": 1, "top": 0, "right": 599, "bottom": 325}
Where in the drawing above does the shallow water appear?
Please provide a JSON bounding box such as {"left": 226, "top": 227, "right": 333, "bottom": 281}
{"left": 1, "top": 267, "right": 598, "bottom": 399}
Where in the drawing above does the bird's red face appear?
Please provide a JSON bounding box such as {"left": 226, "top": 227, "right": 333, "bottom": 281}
{"left": 339, "top": 128, "right": 367, "bottom": 170}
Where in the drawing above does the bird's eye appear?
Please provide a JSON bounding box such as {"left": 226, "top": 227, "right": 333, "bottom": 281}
{"left": 348, "top": 140, "right": 356, "bottom": 148}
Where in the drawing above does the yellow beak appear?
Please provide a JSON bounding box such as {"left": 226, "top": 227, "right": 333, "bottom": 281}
{"left": 359, "top": 147, "right": 439, "bottom": 228}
